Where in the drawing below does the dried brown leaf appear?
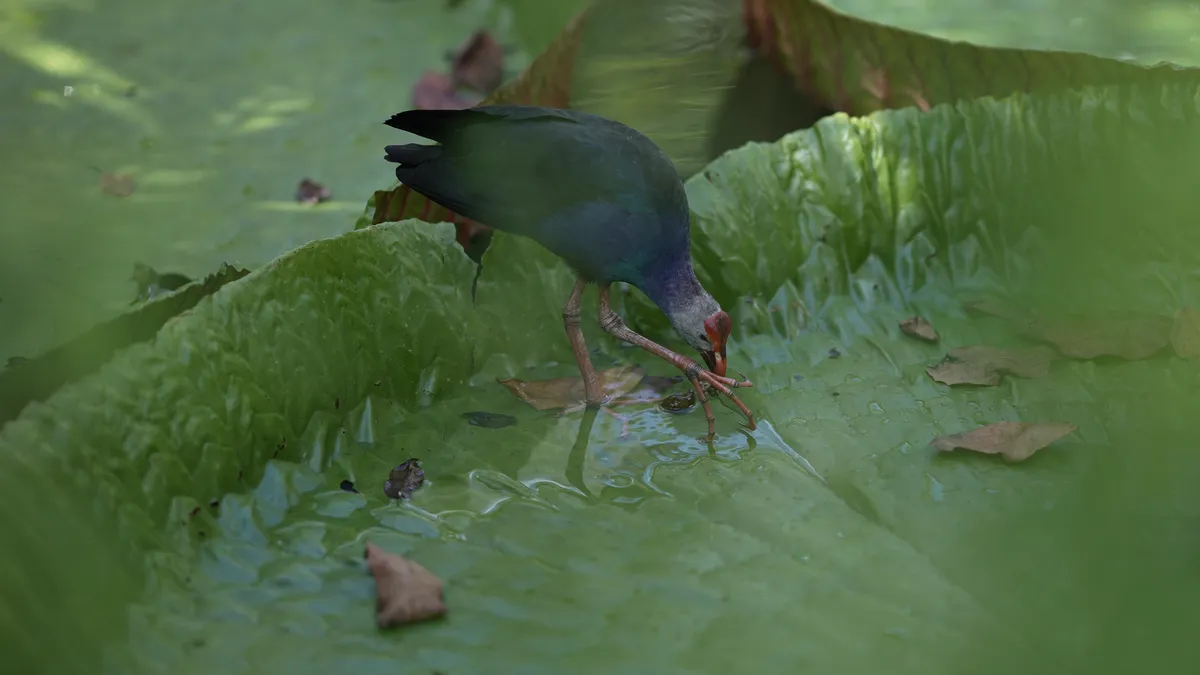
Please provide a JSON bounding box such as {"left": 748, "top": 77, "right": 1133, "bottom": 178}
{"left": 926, "top": 345, "right": 1056, "bottom": 386}
{"left": 1029, "top": 311, "right": 1171, "bottom": 360}
{"left": 1170, "top": 306, "right": 1200, "bottom": 360}
{"left": 295, "top": 178, "right": 331, "bottom": 205}
{"left": 100, "top": 172, "right": 135, "bottom": 197}
{"left": 498, "top": 365, "right": 644, "bottom": 411}
{"left": 899, "top": 316, "right": 939, "bottom": 342}
{"left": 412, "top": 70, "right": 481, "bottom": 111}
{"left": 383, "top": 458, "right": 424, "bottom": 500}
{"left": 931, "top": 421, "right": 1077, "bottom": 463}
{"left": 451, "top": 30, "right": 505, "bottom": 94}
{"left": 364, "top": 542, "right": 446, "bottom": 629}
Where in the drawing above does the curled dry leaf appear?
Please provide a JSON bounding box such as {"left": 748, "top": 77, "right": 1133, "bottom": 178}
{"left": 899, "top": 316, "right": 939, "bottom": 342}
{"left": 412, "top": 70, "right": 481, "bottom": 111}
{"left": 383, "top": 459, "right": 425, "bottom": 500}
{"left": 295, "top": 178, "right": 331, "bottom": 205}
{"left": 926, "top": 345, "right": 1056, "bottom": 387}
{"left": 100, "top": 172, "right": 135, "bottom": 197}
{"left": 1170, "top": 306, "right": 1200, "bottom": 360}
{"left": 931, "top": 421, "right": 1077, "bottom": 463}
{"left": 451, "top": 30, "right": 505, "bottom": 94}
{"left": 364, "top": 542, "right": 447, "bottom": 629}
{"left": 498, "top": 365, "right": 645, "bottom": 411}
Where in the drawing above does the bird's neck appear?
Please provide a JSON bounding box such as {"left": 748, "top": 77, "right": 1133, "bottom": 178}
{"left": 640, "top": 254, "right": 712, "bottom": 322}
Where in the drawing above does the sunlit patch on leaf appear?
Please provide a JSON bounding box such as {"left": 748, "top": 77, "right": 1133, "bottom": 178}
{"left": 365, "top": 542, "right": 446, "bottom": 629}
{"left": 931, "top": 421, "right": 1077, "bottom": 463}
{"left": 926, "top": 346, "right": 1056, "bottom": 387}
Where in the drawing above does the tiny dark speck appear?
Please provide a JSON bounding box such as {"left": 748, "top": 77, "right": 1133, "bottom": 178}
{"left": 832, "top": 392, "right": 841, "bottom": 397}
{"left": 462, "top": 411, "right": 517, "bottom": 428}
{"left": 334, "top": 397, "right": 341, "bottom": 410}
{"left": 188, "top": 506, "right": 201, "bottom": 518}
{"left": 340, "top": 479, "right": 359, "bottom": 493}
{"left": 827, "top": 348, "right": 841, "bottom": 359}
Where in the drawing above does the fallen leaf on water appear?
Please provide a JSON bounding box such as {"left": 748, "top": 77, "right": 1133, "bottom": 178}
{"left": 498, "top": 365, "right": 645, "bottom": 411}
{"left": 364, "top": 542, "right": 446, "bottom": 629}
{"left": 462, "top": 410, "right": 517, "bottom": 428}
{"left": 450, "top": 30, "right": 505, "bottom": 94}
{"left": 412, "top": 70, "right": 481, "bottom": 110}
{"left": 295, "top": 178, "right": 331, "bottom": 205}
{"left": 899, "top": 316, "right": 939, "bottom": 342}
{"left": 383, "top": 458, "right": 424, "bottom": 500}
{"left": 931, "top": 421, "right": 1077, "bottom": 463}
{"left": 99, "top": 172, "right": 135, "bottom": 197}
{"left": 1170, "top": 306, "right": 1200, "bottom": 360}
{"left": 1028, "top": 311, "right": 1171, "bottom": 360}
{"left": 926, "top": 345, "right": 1056, "bottom": 386}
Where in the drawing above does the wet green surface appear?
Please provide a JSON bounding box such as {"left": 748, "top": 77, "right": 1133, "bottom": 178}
{"left": 4, "top": 2, "right": 1200, "bottom": 674}
{"left": 6, "top": 81, "right": 1200, "bottom": 673}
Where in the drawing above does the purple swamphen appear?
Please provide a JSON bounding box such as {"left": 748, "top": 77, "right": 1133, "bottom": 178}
{"left": 383, "top": 105, "right": 755, "bottom": 434}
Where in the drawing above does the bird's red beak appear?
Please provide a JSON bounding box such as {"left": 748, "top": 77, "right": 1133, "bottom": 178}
{"left": 702, "top": 311, "right": 732, "bottom": 377}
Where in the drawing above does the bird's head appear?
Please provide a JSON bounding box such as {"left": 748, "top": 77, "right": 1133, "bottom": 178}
{"left": 698, "top": 310, "right": 732, "bottom": 377}
{"left": 675, "top": 302, "right": 732, "bottom": 378}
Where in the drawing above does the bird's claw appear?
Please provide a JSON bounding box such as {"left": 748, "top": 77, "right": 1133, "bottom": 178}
{"left": 684, "top": 361, "right": 757, "bottom": 436}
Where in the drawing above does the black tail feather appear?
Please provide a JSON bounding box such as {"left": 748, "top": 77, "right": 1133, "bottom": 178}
{"left": 383, "top": 143, "right": 441, "bottom": 166}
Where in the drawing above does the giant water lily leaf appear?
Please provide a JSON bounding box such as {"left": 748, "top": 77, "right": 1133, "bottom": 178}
{"left": 6, "top": 82, "right": 1200, "bottom": 673}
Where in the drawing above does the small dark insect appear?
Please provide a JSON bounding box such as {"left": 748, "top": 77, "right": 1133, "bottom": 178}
{"left": 295, "top": 178, "right": 331, "bottom": 205}
{"left": 208, "top": 499, "right": 219, "bottom": 510}
{"left": 827, "top": 348, "right": 841, "bottom": 359}
{"left": 340, "top": 479, "right": 359, "bottom": 493}
{"left": 188, "top": 506, "right": 201, "bottom": 518}
{"left": 658, "top": 390, "right": 696, "bottom": 414}
{"left": 334, "top": 397, "right": 341, "bottom": 410}
{"left": 462, "top": 411, "right": 517, "bottom": 429}
{"left": 384, "top": 458, "right": 425, "bottom": 500}
{"left": 5, "top": 356, "right": 28, "bottom": 368}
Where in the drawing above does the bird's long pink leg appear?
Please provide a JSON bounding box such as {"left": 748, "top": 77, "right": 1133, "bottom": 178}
{"left": 595, "top": 285, "right": 756, "bottom": 435}
{"left": 562, "top": 278, "right": 606, "bottom": 407}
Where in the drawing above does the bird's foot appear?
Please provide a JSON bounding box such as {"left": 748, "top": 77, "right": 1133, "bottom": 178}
{"left": 683, "top": 363, "right": 756, "bottom": 437}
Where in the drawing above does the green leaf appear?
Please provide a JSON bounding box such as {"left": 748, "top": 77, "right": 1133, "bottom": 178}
{"left": 6, "top": 82, "right": 1200, "bottom": 672}
{"left": 0, "top": 263, "right": 249, "bottom": 424}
